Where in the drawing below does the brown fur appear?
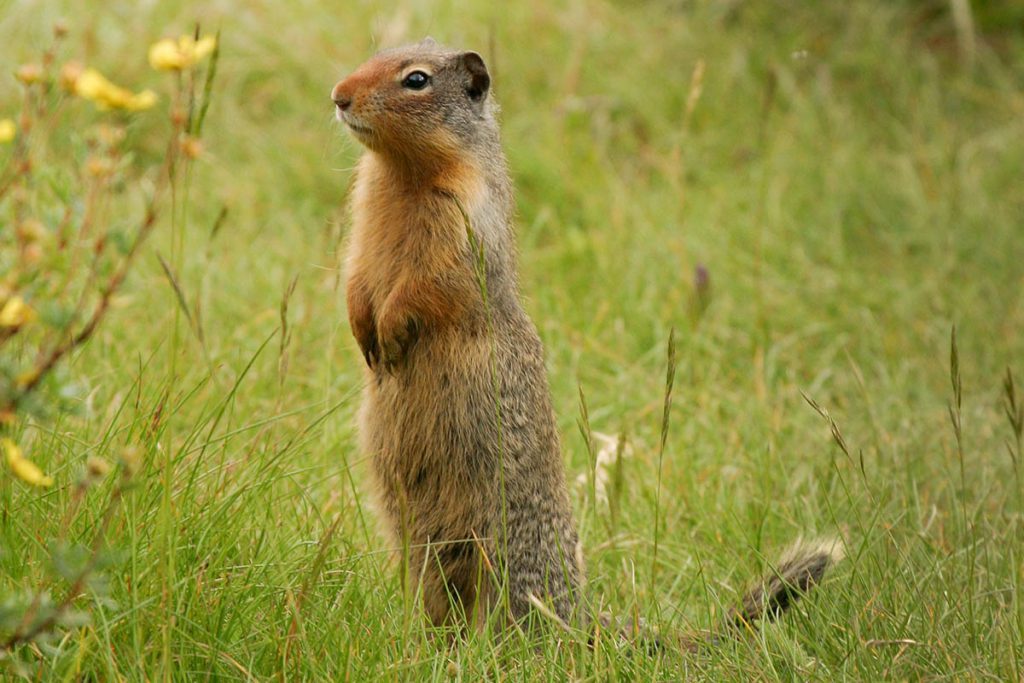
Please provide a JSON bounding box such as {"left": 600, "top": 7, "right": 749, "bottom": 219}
{"left": 335, "top": 40, "right": 582, "bottom": 629}
{"left": 729, "top": 538, "right": 845, "bottom": 629}
{"left": 333, "top": 40, "right": 841, "bottom": 641}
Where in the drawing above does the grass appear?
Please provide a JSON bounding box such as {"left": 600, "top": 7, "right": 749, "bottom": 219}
{"left": 1, "top": 0, "right": 1023, "bottom": 679}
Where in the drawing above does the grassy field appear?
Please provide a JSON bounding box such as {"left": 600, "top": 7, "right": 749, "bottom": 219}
{"left": 2, "top": 0, "right": 1023, "bottom": 679}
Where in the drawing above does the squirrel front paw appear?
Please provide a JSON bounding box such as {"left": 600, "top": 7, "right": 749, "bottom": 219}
{"left": 354, "top": 322, "right": 380, "bottom": 369}
{"left": 347, "top": 276, "right": 380, "bottom": 369}
{"left": 376, "top": 313, "right": 419, "bottom": 372}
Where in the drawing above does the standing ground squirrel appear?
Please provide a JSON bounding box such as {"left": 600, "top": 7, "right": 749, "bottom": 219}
{"left": 332, "top": 39, "right": 841, "bottom": 644}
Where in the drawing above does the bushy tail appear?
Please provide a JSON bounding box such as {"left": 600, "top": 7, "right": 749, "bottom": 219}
{"left": 600, "top": 537, "right": 843, "bottom": 652}
{"left": 726, "top": 537, "right": 844, "bottom": 631}
{"left": 663, "top": 537, "right": 844, "bottom": 652}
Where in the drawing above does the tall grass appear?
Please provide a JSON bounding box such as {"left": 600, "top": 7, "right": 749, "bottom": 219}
{"left": 1, "top": 0, "right": 1022, "bottom": 679}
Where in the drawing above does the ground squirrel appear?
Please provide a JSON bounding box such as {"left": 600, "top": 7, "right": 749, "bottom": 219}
{"left": 332, "top": 39, "right": 842, "bottom": 644}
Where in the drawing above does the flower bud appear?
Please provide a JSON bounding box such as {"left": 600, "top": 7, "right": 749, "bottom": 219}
{"left": 16, "top": 219, "right": 46, "bottom": 243}
{"left": 119, "top": 447, "right": 141, "bottom": 476}
{"left": 180, "top": 136, "right": 204, "bottom": 159}
{"left": 96, "top": 124, "right": 126, "bottom": 147}
{"left": 86, "top": 456, "right": 111, "bottom": 478}
{"left": 60, "top": 60, "right": 83, "bottom": 92}
{"left": 15, "top": 64, "right": 44, "bottom": 86}
{"left": 22, "top": 243, "right": 43, "bottom": 266}
{"left": 86, "top": 155, "right": 115, "bottom": 178}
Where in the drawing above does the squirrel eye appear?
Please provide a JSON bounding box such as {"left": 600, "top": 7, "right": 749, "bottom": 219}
{"left": 401, "top": 71, "right": 430, "bottom": 90}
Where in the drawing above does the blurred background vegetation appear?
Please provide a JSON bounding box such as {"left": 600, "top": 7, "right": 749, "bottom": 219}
{"left": 0, "top": 0, "right": 1022, "bottom": 679}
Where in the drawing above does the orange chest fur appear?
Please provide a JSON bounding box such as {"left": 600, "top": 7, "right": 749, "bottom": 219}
{"left": 348, "top": 157, "right": 482, "bottom": 303}
{"left": 351, "top": 187, "right": 465, "bottom": 302}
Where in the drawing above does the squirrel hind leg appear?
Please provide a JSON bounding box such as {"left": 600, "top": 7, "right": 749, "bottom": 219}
{"left": 731, "top": 536, "right": 845, "bottom": 628}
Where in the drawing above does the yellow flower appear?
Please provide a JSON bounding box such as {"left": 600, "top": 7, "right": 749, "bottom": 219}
{"left": 148, "top": 35, "right": 217, "bottom": 71}
{"left": 3, "top": 438, "right": 54, "bottom": 488}
{"left": 0, "top": 118, "right": 15, "bottom": 143}
{"left": 74, "top": 68, "right": 157, "bottom": 111}
{"left": 0, "top": 296, "right": 36, "bottom": 328}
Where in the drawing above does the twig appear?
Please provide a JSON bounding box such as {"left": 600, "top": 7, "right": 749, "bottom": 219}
{"left": 5, "top": 204, "right": 159, "bottom": 411}
{"left": 1, "top": 470, "right": 130, "bottom": 652}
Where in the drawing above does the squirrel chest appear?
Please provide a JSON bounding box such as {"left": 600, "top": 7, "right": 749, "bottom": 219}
{"left": 346, "top": 153, "right": 491, "bottom": 372}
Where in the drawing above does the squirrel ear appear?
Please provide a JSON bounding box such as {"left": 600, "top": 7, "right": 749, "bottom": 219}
{"left": 420, "top": 36, "right": 437, "bottom": 47}
{"left": 459, "top": 51, "right": 490, "bottom": 103}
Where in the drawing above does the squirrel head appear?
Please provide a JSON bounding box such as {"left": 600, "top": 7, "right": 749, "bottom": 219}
{"left": 332, "top": 41, "right": 495, "bottom": 170}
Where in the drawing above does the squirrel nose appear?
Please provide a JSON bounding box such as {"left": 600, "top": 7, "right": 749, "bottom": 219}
{"left": 331, "top": 83, "right": 352, "bottom": 112}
